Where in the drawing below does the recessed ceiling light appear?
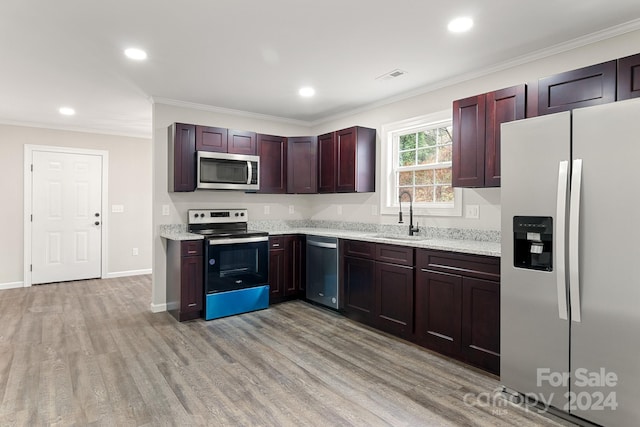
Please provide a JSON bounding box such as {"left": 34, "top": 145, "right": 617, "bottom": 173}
{"left": 299, "top": 87, "right": 315, "bottom": 97}
{"left": 448, "top": 16, "right": 473, "bottom": 33}
{"left": 124, "top": 47, "right": 148, "bottom": 60}
{"left": 59, "top": 107, "right": 75, "bottom": 116}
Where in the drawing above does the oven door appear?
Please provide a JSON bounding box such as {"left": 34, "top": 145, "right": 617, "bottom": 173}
{"left": 205, "top": 236, "right": 268, "bottom": 293}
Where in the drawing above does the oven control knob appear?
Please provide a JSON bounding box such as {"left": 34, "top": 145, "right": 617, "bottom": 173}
{"left": 241, "top": 212, "right": 245, "bottom": 216}
{"left": 235, "top": 213, "right": 239, "bottom": 217}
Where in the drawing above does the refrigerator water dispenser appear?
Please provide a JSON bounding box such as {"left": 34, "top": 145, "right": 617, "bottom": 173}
{"left": 513, "top": 216, "right": 553, "bottom": 271}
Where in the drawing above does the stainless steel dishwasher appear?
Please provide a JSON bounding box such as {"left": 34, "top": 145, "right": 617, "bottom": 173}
{"left": 306, "top": 236, "right": 339, "bottom": 309}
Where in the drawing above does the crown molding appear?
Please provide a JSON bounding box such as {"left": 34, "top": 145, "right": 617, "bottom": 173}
{"left": 0, "top": 119, "right": 150, "bottom": 139}
{"left": 150, "top": 96, "right": 312, "bottom": 127}
{"left": 310, "top": 18, "right": 640, "bottom": 127}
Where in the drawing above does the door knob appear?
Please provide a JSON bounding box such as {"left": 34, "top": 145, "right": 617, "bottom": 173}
{"left": 95, "top": 221, "right": 100, "bottom": 226}
{"left": 95, "top": 213, "right": 100, "bottom": 217}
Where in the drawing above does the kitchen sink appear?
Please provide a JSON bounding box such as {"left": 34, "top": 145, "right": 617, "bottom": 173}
{"left": 370, "top": 234, "right": 427, "bottom": 241}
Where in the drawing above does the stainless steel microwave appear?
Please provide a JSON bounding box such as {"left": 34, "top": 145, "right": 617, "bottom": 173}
{"left": 197, "top": 152, "right": 260, "bottom": 190}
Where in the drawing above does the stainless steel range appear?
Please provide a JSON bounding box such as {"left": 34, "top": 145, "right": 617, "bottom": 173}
{"left": 188, "top": 209, "right": 269, "bottom": 320}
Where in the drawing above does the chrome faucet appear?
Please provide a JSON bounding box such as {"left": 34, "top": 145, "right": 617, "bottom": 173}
{"left": 398, "top": 191, "right": 419, "bottom": 236}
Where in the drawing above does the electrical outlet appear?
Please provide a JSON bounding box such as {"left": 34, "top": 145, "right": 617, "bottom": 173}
{"left": 288, "top": 205, "right": 295, "bottom": 214}
{"left": 111, "top": 204, "right": 124, "bottom": 213}
{"left": 162, "top": 204, "right": 170, "bottom": 216}
{"left": 132, "top": 248, "right": 139, "bottom": 256}
{"left": 337, "top": 205, "right": 342, "bottom": 215}
{"left": 264, "top": 205, "right": 270, "bottom": 215}
{"left": 466, "top": 204, "right": 480, "bottom": 219}
{"left": 371, "top": 205, "right": 378, "bottom": 216}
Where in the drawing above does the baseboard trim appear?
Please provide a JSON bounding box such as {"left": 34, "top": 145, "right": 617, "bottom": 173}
{"left": 0, "top": 281, "right": 24, "bottom": 290}
{"left": 104, "top": 269, "right": 152, "bottom": 279}
{"left": 150, "top": 302, "right": 167, "bottom": 313}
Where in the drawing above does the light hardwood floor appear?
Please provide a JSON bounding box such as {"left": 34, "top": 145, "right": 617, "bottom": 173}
{"left": 0, "top": 275, "right": 574, "bottom": 426}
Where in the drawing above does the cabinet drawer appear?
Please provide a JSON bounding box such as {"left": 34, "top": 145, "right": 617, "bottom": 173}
{"left": 375, "top": 244, "right": 414, "bottom": 266}
{"left": 269, "top": 236, "right": 284, "bottom": 250}
{"left": 181, "top": 240, "right": 203, "bottom": 257}
{"left": 342, "top": 240, "right": 376, "bottom": 258}
{"left": 416, "top": 249, "right": 499, "bottom": 282}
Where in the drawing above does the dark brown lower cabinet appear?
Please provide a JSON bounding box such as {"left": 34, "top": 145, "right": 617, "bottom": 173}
{"left": 415, "top": 269, "right": 462, "bottom": 357}
{"left": 375, "top": 262, "right": 414, "bottom": 339}
{"left": 342, "top": 255, "right": 375, "bottom": 325}
{"left": 415, "top": 249, "right": 500, "bottom": 375}
{"left": 269, "top": 235, "right": 305, "bottom": 304}
{"left": 166, "top": 240, "right": 204, "bottom": 321}
{"left": 461, "top": 277, "right": 500, "bottom": 374}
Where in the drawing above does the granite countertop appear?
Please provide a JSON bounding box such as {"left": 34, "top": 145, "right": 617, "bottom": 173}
{"left": 268, "top": 228, "right": 500, "bottom": 257}
{"left": 160, "top": 224, "right": 501, "bottom": 257}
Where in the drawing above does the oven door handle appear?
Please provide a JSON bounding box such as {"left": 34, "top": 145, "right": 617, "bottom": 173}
{"left": 208, "top": 236, "right": 269, "bottom": 245}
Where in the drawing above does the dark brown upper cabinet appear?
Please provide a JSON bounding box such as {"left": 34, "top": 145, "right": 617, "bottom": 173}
{"left": 336, "top": 126, "right": 376, "bottom": 193}
{"left": 317, "top": 126, "right": 376, "bottom": 193}
{"left": 617, "top": 53, "right": 640, "bottom": 100}
{"left": 257, "top": 134, "right": 287, "bottom": 194}
{"left": 228, "top": 129, "right": 257, "bottom": 155}
{"left": 195, "top": 125, "right": 228, "bottom": 152}
{"left": 452, "top": 84, "right": 525, "bottom": 188}
{"left": 287, "top": 136, "right": 318, "bottom": 194}
{"left": 317, "top": 132, "right": 336, "bottom": 193}
{"left": 195, "top": 126, "right": 256, "bottom": 155}
{"left": 169, "top": 123, "right": 197, "bottom": 192}
{"left": 537, "top": 60, "right": 616, "bottom": 115}
{"left": 485, "top": 85, "right": 526, "bottom": 187}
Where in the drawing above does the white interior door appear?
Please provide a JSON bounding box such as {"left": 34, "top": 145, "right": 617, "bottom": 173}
{"left": 31, "top": 150, "right": 102, "bottom": 284}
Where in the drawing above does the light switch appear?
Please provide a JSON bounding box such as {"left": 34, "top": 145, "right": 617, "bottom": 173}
{"left": 465, "top": 205, "right": 480, "bottom": 219}
{"left": 289, "top": 205, "right": 295, "bottom": 214}
{"left": 162, "top": 205, "right": 170, "bottom": 216}
{"left": 264, "top": 205, "right": 270, "bottom": 215}
{"left": 337, "top": 205, "right": 342, "bottom": 215}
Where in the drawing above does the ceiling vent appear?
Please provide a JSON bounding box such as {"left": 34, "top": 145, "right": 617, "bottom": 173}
{"left": 376, "top": 69, "right": 408, "bottom": 81}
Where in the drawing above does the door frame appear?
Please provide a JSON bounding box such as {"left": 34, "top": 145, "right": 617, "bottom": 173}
{"left": 23, "top": 145, "right": 109, "bottom": 287}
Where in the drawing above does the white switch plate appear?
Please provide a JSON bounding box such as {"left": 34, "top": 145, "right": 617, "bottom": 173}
{"left": 132, "top": 248, "right": 139, "bottom": 256}
{"left": 264, "top": 205, "right": 270, "bottom": 215}
{"left": 466, "top": 204, "right": 480, "bottom": 219}
{"left": 337, "top": 205, "right": 342, "bottom": 215}
{"left": 162, "top": 204, "right": 170, "bottom": 216}
{"left": 288, "top": 205, "right": 295, "bottom": 214}
{"left": 111, "top": 204, "right": 124, "bottom": 213}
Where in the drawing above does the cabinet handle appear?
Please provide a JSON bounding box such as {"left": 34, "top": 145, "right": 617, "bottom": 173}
{"left": 187, "top": 250, "right": 197, "bottom": 254}
{"left": 188, "top": 303, "right": 197, "bottom": 307}
{"left": 272, "top": 243, "right": 280, "bottom": 248}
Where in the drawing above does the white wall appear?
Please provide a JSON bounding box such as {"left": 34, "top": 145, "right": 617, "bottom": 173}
{"left": 0, "top": 124, "right": 152, "bottom": 287}
{"left": 151, "top": 29, "right": 640, "bottom": 309}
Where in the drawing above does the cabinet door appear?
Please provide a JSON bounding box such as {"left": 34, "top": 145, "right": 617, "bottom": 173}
{"left": 284, "top": 235, "right": 305, "bottom": 296}
{"left": 258, "top": 134, "right": 287, "bottom": 194}
{"left": 317, "top": 132, "right": 336, "bottom": 193}
{"left": 196, "top": 126, "right": 228, "bottom": 152}
{"left": 538, "top": 60, "right": 616, "bottom": 115}
{"left": 342, "top": 256, "right": 375, "bottom": 325}
{"left": 375, "top": 262, "right": 414, "bottom": 338}
{"left": 228, "top": 129, "right": 257, "bottom": 155}
{"left": 617, "top": 53, "right": 640, "bottom": 100}
{"left": 336, "top": 127, "right": 376, "bottom": 193}
{"left": 452, "top": 94, "right": 486, "bottom": 188}
{"left": 415, "top": 269, "right": 462, "bottom": 357}
{"left": 180, "top": 255, "right": 203, "bottom": 313}
{"left": 171, "top": 123, "right": 196, "bottom": 192}
{"left": 461, "top": 277, "right": 500, "bottom": 375}
{"left": 287, "top": 136, "right": 318, "bottom": 193}
{"left": 269, "top": 248, "right": 285, "bottom": 302}
{"left": 485, "top": 84, "right": 526, "bottom": 187}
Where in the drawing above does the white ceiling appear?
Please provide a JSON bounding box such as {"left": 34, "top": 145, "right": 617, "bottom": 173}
{"left": 2, "top": 1, "right": 640, "bottom": 139}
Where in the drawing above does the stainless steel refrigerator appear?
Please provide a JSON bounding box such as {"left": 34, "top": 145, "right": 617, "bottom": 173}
{"left": 500, "top": 97, "right": 640, "bottom": 426}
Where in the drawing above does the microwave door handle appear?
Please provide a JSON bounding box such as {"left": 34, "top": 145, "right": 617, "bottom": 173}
{"left": 247, "top": 161, "right": 252, "bottom": 185}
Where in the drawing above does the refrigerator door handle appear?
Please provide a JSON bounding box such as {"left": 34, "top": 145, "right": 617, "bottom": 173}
{"left": 556, "top": 161, "right": 569, "bottom": 320}
{"left": 569, "top": 159, "right": 583, "bottom": 322}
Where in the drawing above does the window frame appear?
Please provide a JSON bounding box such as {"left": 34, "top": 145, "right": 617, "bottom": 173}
{"left": 380, "top": 110, "right": 462, "bottom": 217}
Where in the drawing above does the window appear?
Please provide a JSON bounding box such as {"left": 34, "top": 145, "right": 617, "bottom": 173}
{"left": 381, "top": 111, "right": 462, "bottom": 216}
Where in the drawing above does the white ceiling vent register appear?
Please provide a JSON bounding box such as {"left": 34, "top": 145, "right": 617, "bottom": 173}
{"left": 376, "top": 69, "right": 408, "bottom": 81}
